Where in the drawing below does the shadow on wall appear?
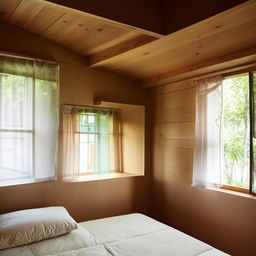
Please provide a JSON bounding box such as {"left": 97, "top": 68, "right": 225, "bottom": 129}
{"left": 152, "top": 177, "right": 256, "bottom": 255}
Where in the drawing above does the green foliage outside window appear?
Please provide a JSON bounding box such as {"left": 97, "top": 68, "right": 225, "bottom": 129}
{"left": 222, "top": 74, "right": 250, "bottom": 188}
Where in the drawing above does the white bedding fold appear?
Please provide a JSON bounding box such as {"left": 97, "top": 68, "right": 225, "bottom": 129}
{"left": 0, "top": 224, "right": 96, "bottom": 256}
{"left": 105, "top": 228, "right": 229, "bottom": 256}
{"left": 79, "top": 213, "right": 169, "bottom": 244}
{"left": 45, "top": 245, "right": 112, "bottom": 256}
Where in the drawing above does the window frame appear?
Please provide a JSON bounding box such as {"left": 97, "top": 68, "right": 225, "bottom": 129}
{"left": 0, "top": 54, "right": 59, "bottom": 187}
{"left": 220, "top": 69, "right": 256, "bottom": 195}
{"left": 76, "top": 112, "right": 102, "bottom": 175}
{"left": 62, "top": 104, "right": 121, "bottom": 178}
{"left": 0, "top": 73, "right": 35, "bottom": 181}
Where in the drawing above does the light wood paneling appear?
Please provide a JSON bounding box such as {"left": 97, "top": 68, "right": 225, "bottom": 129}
{"left": 8, "top": 0, "right": 66, "bottom": 34}
{"left": 153, "top": 123, "right": 195, "bottom": 149}
{"left": 42, "top": 12, "right": 143, "bottom": 55}
{"left": 0, "top": 0, "right": 160, "bottom": 58}
{"left": 153, "top": 86, "right": 196, "bottom": 123}
{"left": 0, "top": 0, "right": 255, "bottom": 88}
{"left": 92, "top": 1, "right": 256, "bottom": 85}
{"left": 89, "top": 35, "right": 157, "bottom": 66}
{"left": 0, "top": 0, "right": 21, "bottom": 19}
{"left": 153, "top": 146, "right": 194, "bottom": 184}
{"left": 152, "top": 81, "right": 196, "bottom": 184}
{"left": 154, "top": 122, "right": 195, "bottom": 140}
{"left": 151, "top": 73, "right": 256, "bottom": 255}
{"left": 143, "top": 47, "right": 256, "bottom": 87}
{"left": 103, "top": 18, "right": 256, "bottom": 80}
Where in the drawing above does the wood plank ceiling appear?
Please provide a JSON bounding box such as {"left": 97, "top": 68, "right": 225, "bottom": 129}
{"left": 0, "top": 0, "right": 256, "bottom": 87}
{"left": 0, "top": 0, "right": 161, "bottom": 61}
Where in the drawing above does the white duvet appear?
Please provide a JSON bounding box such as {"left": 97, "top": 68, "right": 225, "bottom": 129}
{"left": 0, "top": 214, "right": 229, "bottom": 256}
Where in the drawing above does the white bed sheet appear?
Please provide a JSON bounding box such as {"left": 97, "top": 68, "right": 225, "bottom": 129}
{"left": 105, "top": 227, "right": 226, "bottom": 256}
{"left": 0, "top": 213, "right": 229, "bottom": 256}
{"left": 46, "top": 246, "right": 111, "bottom": 256}
{"left": 79, "top": 213, "right": 168, "bottom": 244}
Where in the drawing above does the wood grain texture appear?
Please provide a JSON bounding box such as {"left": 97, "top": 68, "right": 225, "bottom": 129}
{"left": 42, "top": 0, "right": 164, "bottom": 35}
{"left": 152, "top": 83, "right": 196, "bottom": 184}
{"left": 142, "top": 48, "right": 256, "bottom": 87}
{"left": 1, "top": 1, "right": 255, "bottom": 88}
{"left": 151, "top": 68, "right": 256, "bottom": 256}
{"left": 0, "top": 0, "right": 21, "bottom": 19}
{"left": 92, "top": 1, "right": 256, "bottom": 85}
{"left": 153, "top": 86, "right": 196, "bottom": 123}
{"left": 0, "top": 0, "right": 160, "bottom": 57}
{"left": 89, "top": 35, "right": 158, "bottom": 66}
{"left": 8, "top": 0, "right": 65, "bottom": 33}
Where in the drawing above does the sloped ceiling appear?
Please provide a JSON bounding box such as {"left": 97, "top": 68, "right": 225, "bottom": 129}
{"left": 0, "top": 0, "right": 255, "bottom": 87}
{"left": 44, "top": 0, "right": 248, "bottom": 35}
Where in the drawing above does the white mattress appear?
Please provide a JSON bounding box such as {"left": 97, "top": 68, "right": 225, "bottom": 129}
{"left": 0, "top": 213, "right": 229, "bottom": 256}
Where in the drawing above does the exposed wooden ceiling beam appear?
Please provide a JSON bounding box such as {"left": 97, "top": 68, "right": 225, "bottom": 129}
{"left": 88, "top": 1, "right": 256, "bottom": 83}
{"left": 88, "top": 35, "right": 159, "bottom": 67}
{"left": 141, "top": 48, "right": 256, "bottom": 87}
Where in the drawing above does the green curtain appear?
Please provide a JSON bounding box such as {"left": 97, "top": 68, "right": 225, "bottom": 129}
{"left": 0, "top": 55, "right": 58, "bottom": 82}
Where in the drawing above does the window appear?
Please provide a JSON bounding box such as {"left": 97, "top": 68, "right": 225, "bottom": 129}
{"left": 0, "top": 55, "right": 59, "bottom": 186}
{"left": 62, "top": 105, "right": 121, "bottom": 178}
{"left": 222, "top": 74, "right": 250, "bottom": 190}
{"left": 193, "top": 71, "right": 256, "bottom": 195}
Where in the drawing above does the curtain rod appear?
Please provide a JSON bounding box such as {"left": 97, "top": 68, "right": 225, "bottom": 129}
{"left": 0, "top": 50, "right": 57, "bottom": 64}
{"left": 63, "top": 104, "right": 120, "bottom": 112}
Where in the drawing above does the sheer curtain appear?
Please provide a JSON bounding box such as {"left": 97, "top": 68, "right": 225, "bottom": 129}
{"left": 34, "top": 61, "right": 59, "bottom": 179}
{"left": 62, "top": 108, "right": 80, "bottom": 178}
{"left": 109, "top": 111, "right": 122, "bottom": 172}
{"left": 193, "top": 75, "right": 223, "bottom": 188}
{"left": 62, "top": 105, "right": 121, "bottom": 178}
{"left": 252, "top": 72, "right": 256, "bottom": 194}
{"left": 0, "top": 55, "right": 59, "bottom": 184}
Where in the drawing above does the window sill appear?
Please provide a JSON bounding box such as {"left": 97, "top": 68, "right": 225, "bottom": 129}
{"left": 209, "top": 187, "right": 256, "bottom": 199}
{"left": 193, "top": 185, "right": 256, "bottom": 199}
{"left": 0, "top": 177, "right": 56, "bottom": 187}
{"left": 62, "top": 172, "right": 144, "bottom": 183}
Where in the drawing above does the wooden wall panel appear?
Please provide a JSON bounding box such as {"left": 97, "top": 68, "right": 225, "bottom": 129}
{"left": 153, "top": 86, "right": 195, "bottom": 123}
{"left": 154, "top": 122, "right": 195, "bottom": 141}
{"left": 153, "top": 146, "right": 194, "bottom": 185}
{"left": 0, "top": 0, "right": 21, "bottom": 19}
{"left": 151, "top": 78, "right": 256, "bottom": 256}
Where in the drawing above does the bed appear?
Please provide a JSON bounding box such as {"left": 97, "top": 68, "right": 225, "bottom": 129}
{"left": 0, "top": 208, "right": 229, "bottom": 256}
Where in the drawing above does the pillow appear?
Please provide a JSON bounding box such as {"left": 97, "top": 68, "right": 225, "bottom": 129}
{"left": 0, "top": 206, "right": 78, "bottom": 250}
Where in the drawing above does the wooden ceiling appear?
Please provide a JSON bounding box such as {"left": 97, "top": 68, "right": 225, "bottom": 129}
{"left": 0, "top": 0, "right": 256, "bottom": 87}
{"left": 89, "top": 0, "right": 256, "bottom": 87}
{"left": 0, "top": 0, "right": 161, "bottom": 56}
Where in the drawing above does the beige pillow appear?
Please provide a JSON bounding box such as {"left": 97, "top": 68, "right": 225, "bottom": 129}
{"left": 0, "top": 206, "right": 78, "bottom": 250}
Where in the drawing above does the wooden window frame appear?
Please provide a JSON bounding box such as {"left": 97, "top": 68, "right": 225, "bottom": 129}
{"left": 221, "top": 69, "right": 256, "bottom": 195}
